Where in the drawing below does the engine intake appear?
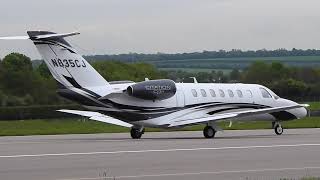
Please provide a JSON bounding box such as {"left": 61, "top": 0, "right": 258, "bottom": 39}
{"left": 127, "top": 79, "right": 176, "bottom": 100}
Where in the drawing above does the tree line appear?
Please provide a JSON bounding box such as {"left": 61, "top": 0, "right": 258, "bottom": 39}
{"left": 0, "top": 53, "right": 166, "bottom": 107}
{"left": 0, "top": 52, "right": 319, "bottom": 107}
{"left": 167, "top": 62, "right": 320, "bottom": 101}
{"left": 85, "top": 48, "right": 320, "bottom": 62}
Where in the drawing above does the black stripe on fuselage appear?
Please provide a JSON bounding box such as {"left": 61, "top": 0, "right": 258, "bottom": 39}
{"left": 84, "top": 102, "right": 271, "bottom": 122}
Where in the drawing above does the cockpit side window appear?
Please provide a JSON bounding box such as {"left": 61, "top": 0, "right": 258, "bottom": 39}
{"left": 260, "top": 88, "right": 272, "bottom": 98}
{"left": 269, "top": 90, "right": 280, "bottom": 99}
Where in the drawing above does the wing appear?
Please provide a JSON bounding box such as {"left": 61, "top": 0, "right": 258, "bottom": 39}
{"left": 57, "top": 109, "right": 133, "bottom": 128}
{"left": 169, "top": 104, "right": 307, "bottom": 127}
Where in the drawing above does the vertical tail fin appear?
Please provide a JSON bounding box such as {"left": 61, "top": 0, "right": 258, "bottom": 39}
{"left": 27, "top": 31, "right": 109, "bottom": 93}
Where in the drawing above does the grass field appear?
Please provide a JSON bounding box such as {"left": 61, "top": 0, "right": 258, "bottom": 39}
{"left": 0, "top": 117, "right": 319, "bottom": 136}
{"left": 159, "top": 68, "right": 233, "bottom": 74}
{"left": 153, "top": 56, "right": 320, "bottom": 70}
{"left": 307, "top": 102, "right": 320, "bottom": 110}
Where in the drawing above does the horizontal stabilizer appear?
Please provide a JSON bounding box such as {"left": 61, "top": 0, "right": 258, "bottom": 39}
{"left": 57, "top": 109, "right": 133, "bottom": 128}
{"left": 0, "top": 32, "right": 79, "bottom": 40}
{"left": 0, "top": 36, "right": 29, "bottom": 40}
{"left": 32, "top": 32, "right": 80, "bottom": 40}
{"left": 169, "top": 104, "right": 306, "bottom": 127}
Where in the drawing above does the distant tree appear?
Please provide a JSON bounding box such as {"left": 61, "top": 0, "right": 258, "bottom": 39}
{"left": 242, "top": 61, "right": 271, "bottom": 84}
{"left": 0, "top": 53, "right": 63, "bottom": 106}
{"left": 92, "top": 61, "right": 165, "bottom": 82}
{"left": 230, "top": 69, "right": 241, "bottom": 81}
{"left": 85, "top": 48, "right": 320, "bottom": 62}
{"left": 272, "top": 79, "right": 308, "bottom": 97}
{"left": 2, "top": 53, "right": 32, "bottom": 72}
{"left": 0, "top": 53, "right": 34, "bottom": 95}
{"left": 36, "top": 62, "right": 51, "bottom": 79}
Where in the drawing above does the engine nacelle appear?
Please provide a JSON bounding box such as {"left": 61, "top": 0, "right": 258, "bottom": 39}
{"left": 127, "top": 79, "right": 177, "bottom": 100}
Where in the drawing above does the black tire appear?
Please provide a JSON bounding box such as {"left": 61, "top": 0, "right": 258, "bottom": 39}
{"left": 130, "top": 128, "right": 142, "bottom": 139}
{"left": 274, "top": 124, "right": 283, "bottom": 135}
{"left": 203, "top": 126, "right": 216, "bottom": 138}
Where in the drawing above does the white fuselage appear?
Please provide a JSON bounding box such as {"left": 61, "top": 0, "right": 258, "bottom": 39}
{"left": 87, "top": 82, "right": 307, "bottom": 128}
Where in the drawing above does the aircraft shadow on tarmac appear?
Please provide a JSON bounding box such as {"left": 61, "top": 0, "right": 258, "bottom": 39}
{"left": 57, "top": 133, "right": 303, "bottom": 142}
{"left": 141, "top": 134, "right": 301, "bottom": 140}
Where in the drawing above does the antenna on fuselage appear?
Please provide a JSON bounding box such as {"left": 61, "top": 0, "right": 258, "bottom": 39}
{"left": 190, "top": 77, "right": 198, "bottom": 83}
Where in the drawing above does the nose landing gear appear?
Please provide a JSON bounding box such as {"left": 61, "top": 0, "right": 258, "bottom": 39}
{"left": 272, "top": 122, "right": 283, "bottom": 135}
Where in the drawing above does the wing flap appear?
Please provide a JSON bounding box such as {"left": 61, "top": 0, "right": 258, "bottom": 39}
{"left": 57, "top": 109, "right": 133, "bottom": 128}
{"left": 169, "top": 104, "right": 305, "bottom": 127}
{"left": 169, "top": 114, "right": 237, "bottom": 127}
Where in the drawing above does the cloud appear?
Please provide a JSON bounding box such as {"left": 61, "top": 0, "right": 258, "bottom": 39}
{"left": 1, "top": 0, "right": 320, "bottom": 59}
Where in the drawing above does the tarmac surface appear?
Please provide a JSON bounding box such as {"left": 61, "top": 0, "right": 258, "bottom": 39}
{"left": 1, "top": 129, "right": 320, "bottom": 180}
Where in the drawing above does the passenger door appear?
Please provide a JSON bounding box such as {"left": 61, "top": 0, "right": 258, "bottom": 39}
{"left": 176, "top": 90, "right": 185, "bottom": 107}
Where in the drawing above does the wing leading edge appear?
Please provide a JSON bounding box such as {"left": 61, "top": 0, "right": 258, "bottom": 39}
{"left": 169, "top": 104, "right": 308, "bottom": 127}
{"left": 57, "top": 109, "right": 133, "bottom": 128}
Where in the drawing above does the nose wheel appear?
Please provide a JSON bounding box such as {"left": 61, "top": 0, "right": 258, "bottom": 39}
{"left": 273, "top": 122, "right": 283, "bottom": 135}
{"left": 130, "top": 127, "right": 144, "bottom": 139}
{"left": 203, "top": 126, "right": 216, "bottom": 138}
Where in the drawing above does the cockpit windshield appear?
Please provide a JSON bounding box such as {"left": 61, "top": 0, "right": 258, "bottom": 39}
{"left": 263, "top": 87, "right": 280, "bottom": 100}
{"left": 270, "top": 91, "right": 280, "bottom": 100}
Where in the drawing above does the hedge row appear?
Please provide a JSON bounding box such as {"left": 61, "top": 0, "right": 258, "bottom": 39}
{"left": 0, "top": 105, "right": 83, "bottom": 120}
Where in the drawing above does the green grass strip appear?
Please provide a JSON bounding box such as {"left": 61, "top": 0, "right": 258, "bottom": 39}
{"left": 0, "top": 117, "right": 319, "bottom": 136}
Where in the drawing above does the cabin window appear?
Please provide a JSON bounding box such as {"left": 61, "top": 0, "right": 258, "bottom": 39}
{"left": 246, "top": 90, "right": 253, "bottom": 98}
{"left": 219, "top": 89, "right": 225, "bottom": 97}
{"left": 191, "top": 89, "right": 198, "bottom": 97}
{"left": 260, "top": 88, "right": 272, "bottom": 98}
{"left": 228, "top": 90, "right": 234, "bottom": 97}
{"left": 200, "top": 89, "right": 207, "bottom": 97}
{"left": 209, "top": 89, "right": 216, "bottom": 97}
{"left": 237, "top": 90, "right": 243, "bottom": 98}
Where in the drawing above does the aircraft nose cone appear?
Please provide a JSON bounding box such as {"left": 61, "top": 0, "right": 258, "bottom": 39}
{"left": 280, "top": 98, "right": 308, "bottom": 119}
{"left": 295, "top": 107, "right": 308, "bottom": 119}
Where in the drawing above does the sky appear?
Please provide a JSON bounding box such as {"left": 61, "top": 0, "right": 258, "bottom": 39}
{"left": 1, "top": 0, "right": 320, "bottom": 59}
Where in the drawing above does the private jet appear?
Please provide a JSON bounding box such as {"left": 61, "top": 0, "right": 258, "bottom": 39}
{"left": 0, "top": 31, "right": 309, "bottom": 139}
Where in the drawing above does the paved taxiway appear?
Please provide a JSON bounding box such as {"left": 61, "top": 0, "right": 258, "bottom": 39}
{"left": 0, "top": 129, "right": 320, "bottom": 180}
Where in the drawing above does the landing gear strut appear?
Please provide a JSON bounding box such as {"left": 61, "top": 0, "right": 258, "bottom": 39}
{"left": 273, "top": 122, "right": 283, "bottom": 135}
{"left": 203, "top": 126, "right": 216, "bottom": 139}
{"left": 130, "top": 127, "right": 144, "bottom": 139}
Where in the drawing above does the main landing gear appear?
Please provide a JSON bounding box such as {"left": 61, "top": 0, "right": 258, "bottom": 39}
{"left": 203, "top": 126, "right": 217, "bottom": 139}
{"left": 272, "top": 122, "right": 284, "bottom": 135}
{"left": 130, "top": 127, "right": 144, "bottom": 139}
